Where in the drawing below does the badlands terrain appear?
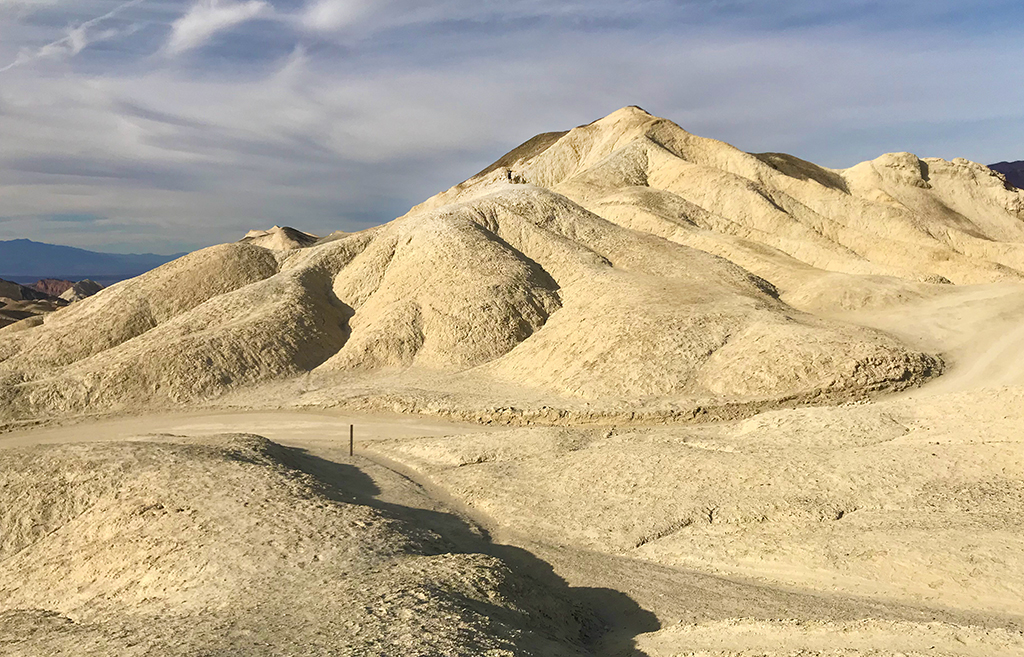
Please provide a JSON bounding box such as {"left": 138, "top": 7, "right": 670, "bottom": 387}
{"left": 2, "top": 106, "right": 1024, "bottom": 655}
{"left": 0, "top": 278, "right": 102, "bottom": 330}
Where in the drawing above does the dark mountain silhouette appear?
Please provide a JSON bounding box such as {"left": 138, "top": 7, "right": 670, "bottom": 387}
{"left": 989, "top": 161, "right": 1024, "bottom": 189}
{"left": 0, "top": 239, "right": 183, "bottom": 286}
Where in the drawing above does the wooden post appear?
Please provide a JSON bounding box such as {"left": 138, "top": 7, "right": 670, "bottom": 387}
{"left": 349, "top": 424, "right": 354, "bottom": 457}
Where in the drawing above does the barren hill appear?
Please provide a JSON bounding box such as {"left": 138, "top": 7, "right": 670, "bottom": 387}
{"left": 28, "top": 279, "right": 75, "bottom": 297}
{"left": 0, "top": 279, "right": 54, "bottom": 303}
{"left": 0, "top": 433, "right": 592, "bottom": 656}
{"left": 241, "top": 226, "right": 320, "bottom": 250}
{"left": 4, "top": 107, "right": 1024, "bottom": 425}
{"left": 58, "top": 279, "right": 103, "bottom": 303}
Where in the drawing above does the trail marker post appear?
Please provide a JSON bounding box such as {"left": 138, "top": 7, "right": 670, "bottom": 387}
{"left": 349, "top": 424, "right": 354, "bottom": 457}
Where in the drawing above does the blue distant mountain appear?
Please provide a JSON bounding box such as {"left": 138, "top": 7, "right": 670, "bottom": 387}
{"left": 989, "top": 161, "right": 1024, "bottom": 189}
{"left": 0, "top": 239, "right": 184, "bottom": 286}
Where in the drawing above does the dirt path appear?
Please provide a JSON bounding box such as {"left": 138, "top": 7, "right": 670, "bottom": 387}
{"left": 6, "top": 409, "right": 1020, "bottom": 655}
{"left": 834, "top": 281, "right": 1024, "bottom": 392}
{"left": 0, "top": 408, "right": 487, "bottom": 449}
{"left": 359, "top": 447, "right": 1024, "bottom": 627}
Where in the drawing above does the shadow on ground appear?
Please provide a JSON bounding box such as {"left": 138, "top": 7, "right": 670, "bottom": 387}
{"left": 276, "top": 443, "right": 661, "bottom": 656}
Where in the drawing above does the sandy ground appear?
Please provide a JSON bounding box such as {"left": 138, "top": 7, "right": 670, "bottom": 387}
{"left": 6, "top": 409, "right": 1024, "bottom": 656}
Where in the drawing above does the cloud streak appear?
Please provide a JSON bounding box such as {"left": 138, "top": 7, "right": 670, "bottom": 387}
{"left": 0, "top": 0, "right": 147, "bottom": 71}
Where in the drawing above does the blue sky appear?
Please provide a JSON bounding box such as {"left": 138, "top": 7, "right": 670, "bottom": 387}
{"left": 1, "top": 1, "right": 1022, "bottom": 253}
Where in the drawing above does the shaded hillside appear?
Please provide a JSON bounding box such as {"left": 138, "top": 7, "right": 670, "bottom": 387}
{"left": 241, "top": 226, "right": 319, "bottom": 250}
{"left": 990, "top": 160, "right": 1024, "bottom": 189}
{"left": 0, "top": 239, "right": 182, "bottom": 285}
{"left": 0, "top": 279, "right": 54, "bottom": 302}
{"left": 59, "top": 279, "right": 103, "bottom": 303}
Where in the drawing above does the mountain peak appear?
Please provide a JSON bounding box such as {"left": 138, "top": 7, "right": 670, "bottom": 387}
{"left": 591, "top": 105, "right": 658, "bottom": 129}
{"left": 609, "top": 104, "right": 653, "bottom": 117}
{"left": 240, "top": 226, "right": 319, "bottom": 250}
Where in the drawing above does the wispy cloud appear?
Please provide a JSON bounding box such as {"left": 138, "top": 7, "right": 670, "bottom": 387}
{"left": 0, "top": 1, "right": 1022, "bottom": 253}
{"left": 0, "top": 0, "right": 146, "bottom": 71}
{"left": 165, "top": 0, "right": 268, "bottom": 55}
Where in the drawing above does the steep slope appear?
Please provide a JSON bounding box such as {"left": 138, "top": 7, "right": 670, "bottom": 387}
{"left": 0, "top": 434, "right": 591, "bottom": 656}
{"left": 0, "top": 242, "right": 361, "bottom": 418}
{"left": 58, "top": 279, "right": 103, "bottom": 303}
{"left": 16, "top": 107, "right": 1024, "bottom": 423}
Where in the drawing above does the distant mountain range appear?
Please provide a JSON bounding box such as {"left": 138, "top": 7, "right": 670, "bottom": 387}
{"left": 989, "top": 161, "right": 1024, "bottom": 189}
{"left": 0, "top": 239, "right": 183, "bottom": 286}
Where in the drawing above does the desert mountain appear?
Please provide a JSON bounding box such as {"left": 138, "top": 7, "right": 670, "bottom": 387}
{"left": 990, "top": 160, "right": 1024, "bottom": 189}
{"left": 29, "top": 278, "right": 76, "bottom": 297}
{"left": 4, "top": 107, "right": 1024, "bottom": 424}
{"left": 0, "top": 278, "right": 54, "bottom": 302}
{"left": 0, "top": 239, "right": 182, "bottom": 286}
{"left": 0, "top": 278, "right": 100, "bottom": 331}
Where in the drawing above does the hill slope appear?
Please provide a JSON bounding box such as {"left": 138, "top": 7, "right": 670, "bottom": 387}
{"left": 421, "top": 107, "right": 1024, "bottom": 302}
{"left": 6, "top": 107, "right": 1024, "bottom": 424}
{"left": 0, "top": 434, "right": 591, "bottom": 656}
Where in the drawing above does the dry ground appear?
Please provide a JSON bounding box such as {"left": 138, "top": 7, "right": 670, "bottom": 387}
{"left": 4, "top": 272, "right": 1024, "bottom": 655}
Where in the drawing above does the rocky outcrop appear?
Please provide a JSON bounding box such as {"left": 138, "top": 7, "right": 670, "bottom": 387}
{"left": 28, "top": 279, "right": 75, "bottom": 297}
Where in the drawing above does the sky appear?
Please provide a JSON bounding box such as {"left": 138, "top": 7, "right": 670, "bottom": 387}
{"left": 0, "top": 1, "right": 1022, "bottom": 254}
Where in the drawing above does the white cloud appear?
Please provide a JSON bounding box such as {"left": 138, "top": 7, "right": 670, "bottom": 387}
{"left": 165, "top": 0, "right": 268, "bottom": 55}
{"left": 301, "top": 0, "right": 375, "bottom": 31}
